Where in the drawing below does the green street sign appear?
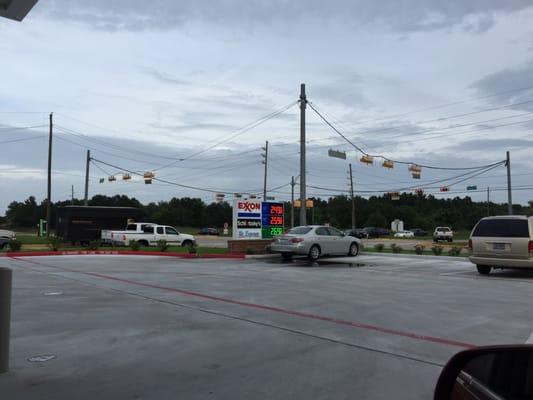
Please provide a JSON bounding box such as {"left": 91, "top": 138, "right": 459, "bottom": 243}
{"left": 466, "top": 185, "right": 477, "bottom": 190}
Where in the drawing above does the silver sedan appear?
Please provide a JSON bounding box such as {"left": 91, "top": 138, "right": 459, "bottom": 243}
{"left": 270, "top": 225, "right": 362, "bottom": 261}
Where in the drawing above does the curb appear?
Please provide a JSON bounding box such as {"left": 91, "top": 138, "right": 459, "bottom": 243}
{"left": 0, "top": 250, "right": 245, "bottom": 259}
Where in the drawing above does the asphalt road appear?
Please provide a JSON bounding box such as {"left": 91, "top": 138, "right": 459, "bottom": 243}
{"left": 1, "top": 254, "right": 532, "bottom": 399}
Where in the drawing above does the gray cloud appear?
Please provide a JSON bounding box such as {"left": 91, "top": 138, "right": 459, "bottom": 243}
{"left": 36, "top": 0, "right": 533, "bottom": 33}
{"left": 470, "top": 62, "right": 533, "bottom": 112}
{"left": 142, "top": 68, "right": 191, "bottom": 86}
{"left": 446, "top": 138, "right": 533, "bottom": 152}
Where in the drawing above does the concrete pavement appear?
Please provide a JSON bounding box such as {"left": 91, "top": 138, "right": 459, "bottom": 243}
{"left": 1, "top": 254, "right": 532, "bottom": 399}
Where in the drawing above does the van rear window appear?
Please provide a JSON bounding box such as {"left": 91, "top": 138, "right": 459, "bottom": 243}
{"left": 472, "top": 219, "right": 529, "bottom": 238}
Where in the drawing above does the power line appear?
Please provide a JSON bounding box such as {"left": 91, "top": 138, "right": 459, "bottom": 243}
{"left": 307, "top": 101, "right": 507, "bottom": 170}
{"left": 153, "top": 101, "right": 298, "bottom": 171}
{"left": 0, "top": 135, "right": 47, "bottom": 144}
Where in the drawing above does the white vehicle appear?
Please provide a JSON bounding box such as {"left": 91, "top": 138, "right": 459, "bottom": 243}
{"left": 393, "top": 230, "right": 414, "bottom": 238}
{"left": 0, "top": 229, "right": 16, "bottom": 239}
{"left": 433, "top": 226, "right": 453, "bottom": 242}
{"left": 102, "top": 223, "right": 195, "bottom": 248}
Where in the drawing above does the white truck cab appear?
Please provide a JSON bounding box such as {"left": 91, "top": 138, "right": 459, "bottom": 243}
{"left": 102, "top": 223, "right": 195, "bottom": 247}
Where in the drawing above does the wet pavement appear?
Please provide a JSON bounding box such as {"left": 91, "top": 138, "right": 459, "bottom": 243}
{"left": 1, "top": 254, "right": 532, "bottom": 399}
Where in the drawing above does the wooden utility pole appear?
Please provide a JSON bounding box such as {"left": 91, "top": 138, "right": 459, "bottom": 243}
{"left": 506, "top": 151, "right": 512, "bottom": 215}
{"left": 262, "top": 141, "right": 269, "bottom": 200}
{"left": 290, "top": 176, "right": 295, "bottom": 228}
{"left": 46, "top": 113, "right": 53, "bottom": 237}
{"left": 299, "top": 84, "right": 307, "bottom": 226}
{"left": 84, "top": 150, "right": 90, "bottom": 205}
{"left": 349, "top": 163, "right": 355, "bottom": 230}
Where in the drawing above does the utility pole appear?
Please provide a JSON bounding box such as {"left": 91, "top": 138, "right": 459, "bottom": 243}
{"left": 299, "top": 83, "right": 307, "bottom": 226}
{"left": 46, "top": 112, "right": 53, "bottom": 237}
{"left": 487, "top": 186, "right": 490, "bottom": 217}
{"left": 290, "top": 176, "right": 295, "bottom": 228}
{"left": 71, "top": 185, "right": 74, "bottom": 205}
{"left": 84, "top": 150, "right": 91, "bottom": 206}
{"left": 506, "top": 151, "right": 512, "bottom": 215}
{"left": 349, "top": 163, "right": 355, "bottom": 230}
{"left": 261, "top": 141, "right": 269, "bottom": 200}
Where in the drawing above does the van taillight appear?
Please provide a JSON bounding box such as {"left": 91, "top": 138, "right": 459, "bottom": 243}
{"left": 468, "top": 239, "right": 472, "bottom": 250}
{"left": 529, "top": 241, "right": 533, "bottom": 253}
{"left": 290, "top": 238, "right": 304, "bottom": 243}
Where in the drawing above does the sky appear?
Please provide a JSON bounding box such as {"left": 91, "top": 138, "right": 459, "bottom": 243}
{"left": 1, "top": 0, "right": 533, "bottom": 214}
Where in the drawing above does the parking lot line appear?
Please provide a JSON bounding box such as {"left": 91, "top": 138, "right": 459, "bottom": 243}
{"left": 12, "top": 256, "right": 476, "bottom": 350}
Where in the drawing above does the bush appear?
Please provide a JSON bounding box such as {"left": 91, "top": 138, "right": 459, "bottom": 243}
{"left": 431, "top": 245, "right": 443, "bottom": 256}
{"left": 157, "top": 239, "right": 169, "bottom": 252}
{"left": 245, "top": 248, "right": 255, "bottom": 255}
{"left": 88, "top": 240, "right": 100, "bottom": 250}
{"left": 47, "top": 236, "right": 63, "bottom": 251}
{"left": 7, "top": 239, "right": 22, "bottom": 252}
{"left": 414, "top": 244, "right": 425, "bottom": 255}
{"left": 374, "top": 243, "right": 385, "bottom": 252}
{"left": 128, "top": 240, "right": 140, "bottom": 251}
{"left": 448, "top": 246, "right": 462, "bottom": 256}
{"left": 188, "top": 244, "right": 198, "bottom": 254}
{"left": 390, "top": 243, "right": 403, "bottom": 253}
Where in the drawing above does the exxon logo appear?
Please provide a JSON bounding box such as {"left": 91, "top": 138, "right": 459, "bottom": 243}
{"left": 238, "top": 202, "right": 261, "bottom": 212}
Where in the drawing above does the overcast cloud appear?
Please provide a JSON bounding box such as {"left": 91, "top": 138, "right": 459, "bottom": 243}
{"left": 1, "top": 1, "right": 533, "bottom": 214}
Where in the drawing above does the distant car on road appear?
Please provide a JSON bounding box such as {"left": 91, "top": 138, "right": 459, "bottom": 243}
{"left": 344, "top": 228, "right": 366, "bottom": 239}
{"left": 433, "top": 226, "right": 453, "bottom": 242}
{"left": 394, "top": 230, "right": 414, "bottom": 238}
{"left": 270, "top": 225, "right": 362, "bottom": 261}
{"left": 408, "top": 228, "right": 427, "bottom": 236}
{"left": 197, "top": 227, "right": 219, "bottom": 236}
{"left": 469, "top": 215, "right": 533, "bottom": 275}
{"left": 0, "top": 229, "right": 15, "bottom": 239}
{"left": 361, "top": 227, "right": 390, "bottom": 238}
{"left": 0, "top": 237, "right": 9, "bottom": 249}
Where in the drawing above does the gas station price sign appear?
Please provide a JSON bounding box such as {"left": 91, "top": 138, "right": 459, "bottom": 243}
{"left": 261, "top": 202, "right": 284, "bottom": 239}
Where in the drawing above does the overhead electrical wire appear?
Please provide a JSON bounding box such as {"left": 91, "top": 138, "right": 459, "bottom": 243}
{"left": 307, "top": 101, "right": 506, "bottom": 170}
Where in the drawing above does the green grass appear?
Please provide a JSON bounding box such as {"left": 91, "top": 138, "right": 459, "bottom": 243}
{"left": 1, "top": 245, "right": 230, "bottom": 254}
{"left": 13, "top": 234, "right": 50, "bottom": 244}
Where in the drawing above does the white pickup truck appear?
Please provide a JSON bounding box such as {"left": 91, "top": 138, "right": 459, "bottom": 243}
{"left": 101, "top": 223, "right": 196, "bottom": 247}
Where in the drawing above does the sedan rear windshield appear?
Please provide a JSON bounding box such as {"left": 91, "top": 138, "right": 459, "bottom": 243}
{"left": 288, "top": 227, "right": 312, "bottom": 235}
{"left": 472, "top": 219, "right": 530, "bottom": 238}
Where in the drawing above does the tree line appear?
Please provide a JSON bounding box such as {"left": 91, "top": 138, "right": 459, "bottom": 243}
{"left": 3, "top": 193, "right": 532, "bottom": 231}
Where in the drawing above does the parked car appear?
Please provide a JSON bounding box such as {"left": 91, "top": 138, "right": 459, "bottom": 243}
{"left": 270, "top": 225, "right": 362, "bottom": 261}
{"left": 468, "top": 215, "right": 533, "bottom": 275}
{"left": 394, "top": 230, "right": 414, "bottom": 238}
{"left": 0, "top": 229, "right": 15, "bottom": 239}
{"left": 409, "top": 228, "right": 427, "bottom": 236}
{"left": 102, "top": 222, "right": 196, "bottom": 247}
{"left": 433, "top": 226, "right": 453, "bottom": 242}
{"left": 0, "top": 237, "right": 9, "bottom": 250}
{"left": 361, "top": 227, "right": 390, "bottom": 238}
{"left": 344, "top": 228, "right": 366, "bottom": 239}
{"left": 197, "top": 227, "right": 219, "bottom": 235}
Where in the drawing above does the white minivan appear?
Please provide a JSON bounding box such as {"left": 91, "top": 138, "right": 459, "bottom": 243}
{"left": 468, "top": 216, "right": 533, "bottom": 275}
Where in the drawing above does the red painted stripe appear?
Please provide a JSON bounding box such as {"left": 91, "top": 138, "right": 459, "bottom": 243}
{"left": 3, "top": 250, "right": 244, "bottom": 259}
{"left": 13, "top": 257, "right": 475, "bottom": 349}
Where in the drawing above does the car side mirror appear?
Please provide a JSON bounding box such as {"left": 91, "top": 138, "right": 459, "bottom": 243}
{"left": 434, "top": 345, "right": 533, "bottom": 400}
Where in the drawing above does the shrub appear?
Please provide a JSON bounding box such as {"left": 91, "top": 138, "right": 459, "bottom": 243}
{"left": 7, "top": 239, "right": 22, "bottom": 252}
{"left": 448, "top": 246, "right": 462, "bottom": 256}
{"left": 431, "top": 245, "right": 443, "bottom": 256}
{"left": 157, "top": 239, "right": 169, "bottom": 252}
{"left": 374, "top": 243, "right": 385, "bottom": 252}
{"left": 391, "top": 243, "right": 403, "bottom": 253}
{"left": 47, "top": 236, "right": 63, "bottom": 251}
{"left": 188, "top": 243, "right": 198, "bottom": 254}
{"left": 414, "top": 244, "right": 425, "bottom": 255}
{"left": 128, "top": 240, "right": 140, "bottom": 251}
{"left": 245, "top": 247, "right": 255, "bottom": 255}
{"left": 88, "top": 240, "right": 100, "bottom": 250}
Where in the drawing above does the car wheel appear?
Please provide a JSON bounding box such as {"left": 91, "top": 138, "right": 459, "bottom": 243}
{"left": 182, "top": 240, "right": 193, "bottom": 248}
{"left": 308, "top": 245, "right": 321, "bottom": 261}
{"left": 348, "top": 242, "right": 359, "bottom": 257}
{"left": 476, "top": 265, "right": 491, "bottom": 275}
{"left": 281, "top": 253, "right": 292, "bottom": 260}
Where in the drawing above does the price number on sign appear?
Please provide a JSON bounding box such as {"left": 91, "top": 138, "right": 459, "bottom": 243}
{"left": 270, "top": 205, "right": 283, "bottom": 215}
{"left": 270, "top": 227, "right": 284, "bottom": 236}
{"left": 269, "top": 216, "right": 283, "bottom": 225}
